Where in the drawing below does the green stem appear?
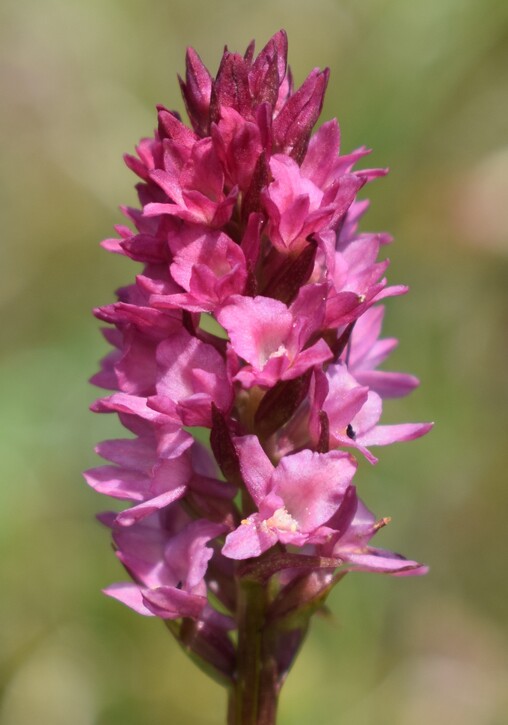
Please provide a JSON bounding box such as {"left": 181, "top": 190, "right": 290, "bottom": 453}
{"left": 228, "top": 579, "right": 279, "bottom": 724}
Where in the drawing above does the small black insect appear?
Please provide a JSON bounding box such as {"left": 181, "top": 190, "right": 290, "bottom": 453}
{"left": 346, "top": 424, "right": 356, "bottom": 440}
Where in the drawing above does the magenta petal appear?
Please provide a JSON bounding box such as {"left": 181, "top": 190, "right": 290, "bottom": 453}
{"left": 217, "top": 296, "right": 293, "bottom": 367}
{"left": 143, "top": 202, "right": 180, "bottom": 217}
{"left": 115, "top": 334, "right": 157, "bottom": 396}
{"left": 222, "top": 516, "right": 278, "bottom": 559}
{"left": 357, "top": 422, "right": 433, "bottom": 447}
{"left": 322, "top": 485, "right": 358, "bottom": 537}
{"left": 350, "top": 390, "right": 383, "bottom": 435}
{"left": 92, "top": 393, "right": 169, "bottom": 425}
{"left": 359, "top": 338, "right": 399, "bottom": 368}
{"left": 156, "top": 425, "right": 195, "bottom": 459}
{"left": 101, "top": 237, "right": 125, "bottom": 254}
{"left": 281, "top": 339, "right": 332, "bottom": 380}
{"left": 96, "top": 437, "right": 155, "bottom": 471}
{"left": 115, "top": 487, "right": 187, "bottom": 526}
{"left": 272, "top": 450, "right": 357, "bottom": 532}
{"left": 348, "top": 305, "right": 385, "bottom": 362}
{"left": 169, "top": 227, "right": 246, "bottom": 305}
{"left": 355, "top": 370, "right": 420, "bottom": 399}
{"left": 278, "top": 194, "right": 311, "bottom": 249}
{"left": 345, "top": 550, "right": 428, "bottom": 576}
{"left": 301, "top": 119, "right": 341, "bottom": 187}
{"left": 265, "top": 154, "right": 324, "bottom": 251}
{"left": 324, "top": 363, "right": 370, "bottom": 430}
{"left": 156, "top": 329, "right": 232, "bottom": 422}
{"left": 234, "top": 353, "right": 290, "bottom": 389}
{"left": 240, "top": 212, "right": 263, "bottom": 266}
{"left": 289, "top": 283, "right": 327, "bottom": 343}
{"left": 103, "top": 583, "right": 155, "bottom": 616}
{"left": 142, "top": 586, "right": 207, "bottom": 619}
{"left": 83, "top": 466, "right": 147, "bottom": 501}
{"left": 390, "top": 564, "right": 430, "bottom": 577}
{"left": 235, "top": 435, "right": 274, "bottom": 506}
{"left": 373, "top": 284, "right": 408, "bottom": 302}
{"left": 163, "top": 519, "right": 226, "bottom": 589}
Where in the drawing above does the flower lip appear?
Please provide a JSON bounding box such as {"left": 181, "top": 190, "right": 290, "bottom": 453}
{"left": 264, "top": 506, "right": 299, "bottom": 533}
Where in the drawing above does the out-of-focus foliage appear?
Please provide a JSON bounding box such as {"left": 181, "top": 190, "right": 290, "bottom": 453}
{"left": 1, "top": 1, "right": 507, "bottom": 723}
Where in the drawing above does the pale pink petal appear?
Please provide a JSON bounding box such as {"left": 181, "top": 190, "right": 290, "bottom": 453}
{"left": 281, "top": 339, "right": 332, "bottom": 381}
{"left": 115, "top": 488, "right": 187, "bottom": 526}
{"left": 217, "top": 296, "right": 293, "bottom": 368}
{"left": 155, "top": 329, "right": 231, "bottom": 422}
{"left": 271, "top": 450, "right": 357, "bottom": 532}
{"left": 83, "top": 466, "right": 147, "bottom": 501}
{"left": 357, "top": 422, "right": 433, "bottom": 447}
{"left": 222, "top": 516, "right": 278, "bottom": 559}
{"left": 345, "top": 551, "right": 428, "bottom": 576}
{"left": 142, "top": 587, "right": 207, "bottom": 619}
{"left": 164, "top": 519, "right": 226, "bottom": 588}
{"left": 301, "top": 119, "right": 341, "bottom": 187}
{"left": 235, "top": 435, "right": 274, "bottom": 506}
{"left": 355, "top": 370, "right": 420, "bottom": 398}
{"left": 324, "top": 364, "right": 370, "bottom": 431}
{"left": 95, "top": 437, "right": 155, "bottom": 472}
{"left": 103, "top": 583, "right": 155, "bottom": 616}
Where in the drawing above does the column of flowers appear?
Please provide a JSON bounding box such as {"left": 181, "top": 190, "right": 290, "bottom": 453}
{"left": 85, "top": 30, "right": 431, "bottom": 724}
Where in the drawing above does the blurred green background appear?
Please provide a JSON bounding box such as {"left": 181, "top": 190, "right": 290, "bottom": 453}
{"left": 1, "top": 0, "right": 507, "bottom": 723}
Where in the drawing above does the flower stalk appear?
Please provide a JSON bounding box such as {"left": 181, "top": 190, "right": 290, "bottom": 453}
{"left": 86, "top": 30, "right": 432, "bottom": 722}
{"left": 229, "top": 578, "right": 275, "bottom": 724}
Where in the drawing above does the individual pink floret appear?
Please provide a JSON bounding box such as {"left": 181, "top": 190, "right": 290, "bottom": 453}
{"left": 310, "top": 365, "right": 431, "bottom": 464}
{"left": 103, "top": 509, "right": 228, "bottom": 618}
{"left": 217, "top": 289, "right": 332, "bottom": 388}
{"left": 322, "top": 498, "right": 429, "bottom": 576}
{"left": 146, "top": 138, "right": 238, "bottom": 228}
{"left": 150, "top": 328, "right": 233, "bottom": 426}
{"left": 263, "top": 154, "right": 333, "bottom": 254}
{"left": 222, "top": 435, "right": 357, "bottom": 559}
{"left": 150, "top": 225, "right": 247, "bottom": 312}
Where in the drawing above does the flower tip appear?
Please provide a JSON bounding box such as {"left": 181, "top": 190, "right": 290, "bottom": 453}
{"left": 96, "top": 511, "right": 116, "bottom": 528}
{"left": 185, "top": 45, "right": 202, "bottom": 63}
{"left": 262, "top": 29, "right": 288, "bottom": 55}
{"left": 394, "top": 563, "right": 429, "bottom": 577}
{"left": 413, "top": 422, "right": 434, "bottom": 439}
{"left": 100, "top": 238, "right": 123, "bottom": 254}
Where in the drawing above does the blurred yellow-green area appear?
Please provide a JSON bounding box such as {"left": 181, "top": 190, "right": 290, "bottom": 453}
{"left": 1, "top": 1, "right": 507, "bottom": 723}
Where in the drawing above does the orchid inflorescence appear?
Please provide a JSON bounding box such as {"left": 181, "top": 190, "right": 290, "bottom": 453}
{"left": 86, "top": 30, "right": 431, "bottom": 722}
